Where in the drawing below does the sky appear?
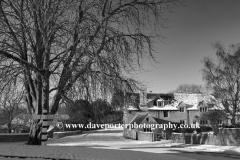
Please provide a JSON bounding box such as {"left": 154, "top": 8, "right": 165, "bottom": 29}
{"left": 135, "top": 0, "right": 240, "bottom": 93}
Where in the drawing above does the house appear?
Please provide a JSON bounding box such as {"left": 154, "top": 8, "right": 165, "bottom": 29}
{"left": 125, "top": 91, "right": 238, "bottom": 130}
{"left": 123, "top": 90, "right": 240, "bottom": 141}
{"left": 147, "top": 93, "right": 228, "bottom": 126}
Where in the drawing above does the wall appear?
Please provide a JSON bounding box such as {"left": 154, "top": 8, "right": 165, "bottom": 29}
{"left": 188, "top": 110, "right": 200, "bottom": 124}
{"left": 171, "top": 133, "right": 220, "bottom": 145}
{"left": 0, "top": 133, "right": 29, "bottom": 142}
{"left": 138, "top": 131, "right": 154, "bottom": 142}
{"left": 123, "top": 128, "right": 138, "bottom": 140}
{"left": 171, "top": 128, "right": 240, "bottom": 146}
{"left": 149, "top": 110, "right": 187, "bottom": 123}
{"left": 218, "top": 128, "right": 240, "bottom": 146}
{"left": 148, "top": 110, "right": 159, "bottom": 119}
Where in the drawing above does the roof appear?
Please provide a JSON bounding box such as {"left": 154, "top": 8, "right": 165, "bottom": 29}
{"left": 147, "top": 93, "right": 174, "bottom": 100}
{"left": 148, "top": 105, "right": 178, "bottom": 111}
{"left": 178, "top": 101, "right": 193, "bottom": 108}
{"left": 129, "top": 113, "right": 148, "bottom": 125}
{"left": 186, "top": 104, "right": 199, "bottom": 110}
{"left": 146, "top": 93, "right": 224, "bottom": 111}
{"left": 127, "top": 105, "right": 139, "bottom": 111}
{"left": 173, "top": 93, "right": 223, "bottom": 110}
{"left": 173, "top": 93, "right": 206, "bottom": 105}
{"left": 152, "top": 117, "right": 175, "bottom": 124}
{"left": 208, "top": 102, "right": 225, "bottom": 110}
{"left": 156, "top": 98, "right": 165, "bottom": 101}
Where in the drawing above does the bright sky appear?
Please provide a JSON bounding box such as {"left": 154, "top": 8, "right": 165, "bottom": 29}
{"left": 135, "top": 0, "right": 240, "bottom": 93}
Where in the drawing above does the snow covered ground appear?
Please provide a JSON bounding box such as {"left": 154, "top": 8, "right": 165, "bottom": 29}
{"left": 1, "top": 128, "right": 240, "bottom": 160}
{"left": 1, "top": 142, "right": 240, "bottom": 160}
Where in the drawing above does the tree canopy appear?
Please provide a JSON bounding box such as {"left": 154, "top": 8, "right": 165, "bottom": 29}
{"left": 0, "top": 0, "right": 182, "bottom": 144}
{"left": 0, "top": 84, "right": 26, "bottom": 133}
{"left": 200, "top": 110, "right": 227, "bottom": 135}
{"left": 202, "top": 42, "right": 240, "bottom": 125}
{"left": 170, "top": 84, "right": 206, "bottom": 94}
{"left": 0, "top": 0, "right": 181, "bottom": 115}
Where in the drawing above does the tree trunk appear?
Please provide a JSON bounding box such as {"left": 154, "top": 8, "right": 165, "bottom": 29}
{"left": 27, "top": 119, "right": 42, "bottom": 145}
{"left": 7, "top": 122, "right": 12, "bottom": 133}
{"left": 232, "top": 104, "right": 237, "bottom": 126}
{"left": 232, "top": 114, "right": 236, "bottom": 126}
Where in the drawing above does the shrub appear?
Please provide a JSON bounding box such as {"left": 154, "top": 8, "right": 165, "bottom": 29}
{"left": 200, "top": 126, "right": 212, "bottom": 132}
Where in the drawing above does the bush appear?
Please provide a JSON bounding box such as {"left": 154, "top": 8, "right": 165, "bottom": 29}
{"left": 222, "top": 125, "right": 237, "bottom": 128}
{"left": 173, "top": 125, "right": 212, "bottom": 134}
{"left": 200, "top": 126, "right": 212, "bottom": 132}
{"left": 235, "top": 123, "right": 240, "bottom": 128}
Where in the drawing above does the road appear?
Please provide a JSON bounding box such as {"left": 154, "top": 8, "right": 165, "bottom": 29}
{"left": 47, "top": 128, "right": 238, "bottom": 160}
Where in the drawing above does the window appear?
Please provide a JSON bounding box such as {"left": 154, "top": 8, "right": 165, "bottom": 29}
{"left": 193, "top": 120, "right": 197, "bottom": 124}
{"left": 200, "top": 119, "right": 208, "bottom": 125}
{"left": 144, "top": 128, "right": 152, "bottom": 132}
{"left": 200, "top": 107, "right": 208, "bottom": 112}
{"left": 163, "top": 111, "right": 169, "bottom": 117}
{"left": 146, "top": 118, "right": 149, "bottom": 122}
{"left": 180, "top": 120, "right": 185, "bottom": 124}
{"left": 157, "top": 101, "right": 162, "bottom": 107}
{"left": 179, "top": 107, "right": 185, "bottom": 112}
{"left": 218, "top": 119, "right": 222, "bottom": 125}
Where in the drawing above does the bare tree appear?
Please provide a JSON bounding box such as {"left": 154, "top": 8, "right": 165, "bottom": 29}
{"left": 0, "top": 84, "right": 26, "bottom": 133}
{"left": 169, "top": 83, "right": 206, "bottom": 94}
{"left": 0, "top": 0, "right": 182, "bottom": 144}
{"left": 200, "top": 110, "right": 227, "bottom": 135}
{"left": 202, "top": 43, "right": 240, "bottom": 126}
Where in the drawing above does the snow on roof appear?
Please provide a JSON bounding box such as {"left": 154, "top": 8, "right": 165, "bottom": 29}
{"left": 147, "top": 93, "right": 224, "bottom": 111}
{"left": 208, "top": 103, "right": 225, "bottom": 110}
{"left": 173, "top": 93, "right": 206, "bottom": 105}
{"left": 178, "top": 101, "right": 193, "bottom": 108}
{"left": 147, "top": 99, "right": 154, "bottom": 102}
{"left": 186, "top": 104, "right": 199, "bottom": 110}
{"left": 148, "top": 106, "right": 161, "bottom": 110}
{"left": 156, "top": 98, "right": 164, "bottom": 101}
{"left": 127, "top": 108, "right": 139, "bottom": 111}
{"left": 127, "top": 105, "right": 139, "bottom": 111}
{"left": 173, "top": 93, "right": 222, "bottom": 110}
{"left": 148, "top": 105, "right": 178, "bottom": 111}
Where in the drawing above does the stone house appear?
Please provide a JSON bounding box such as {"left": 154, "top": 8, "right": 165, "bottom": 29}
{"left": 147, "top": 93, "right": 228, "bottom": 126}
{"left": 124, "top": 92, "right": 239, "bottom": 129}
{"left": 123, "top": 91, "right": 240, "bottom": 141}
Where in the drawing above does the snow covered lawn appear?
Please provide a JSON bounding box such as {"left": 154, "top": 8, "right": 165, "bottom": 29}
{"left": 0, "top": 143, "right": 87, "bottom": 159}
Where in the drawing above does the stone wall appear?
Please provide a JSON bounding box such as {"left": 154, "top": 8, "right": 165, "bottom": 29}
{"left": 123, "top": 128, "right": 138, "bottom": 140}
{"left": 218, "top": 128, "right": 240, "bottom": 146}
{"left": 171, "top": 133, "right": 220, "bottom": 145}
{"left": 171, "top": 128, "right": 240, "bottom": 146}
{"left": 0, "top": 133, "right": 29, "bottom": 142}
{"left": 138, "top": 131, "right": 154, "bottom": 142}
